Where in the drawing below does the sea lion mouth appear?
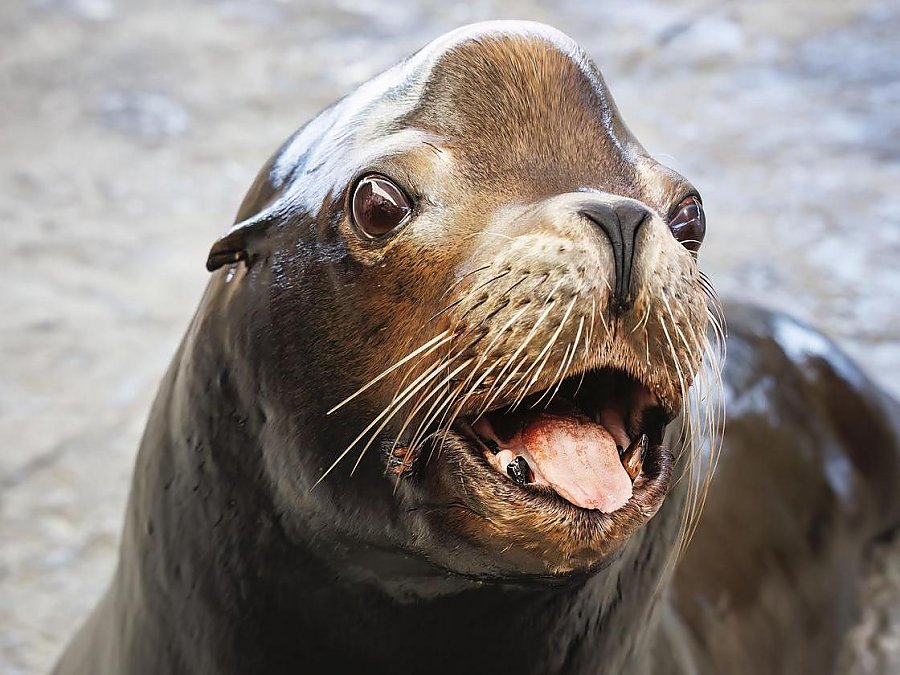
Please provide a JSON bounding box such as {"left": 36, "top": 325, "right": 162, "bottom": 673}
{"left": 450, "top": 367, "right": 671, "bottom": 515}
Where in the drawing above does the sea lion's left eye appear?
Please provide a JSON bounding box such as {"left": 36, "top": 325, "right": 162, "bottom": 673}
{"left": 667, "top": 196, "right": 706, "bottom": 253}
{"left": 351, "top": 174, "right": 412, "bottom": 239}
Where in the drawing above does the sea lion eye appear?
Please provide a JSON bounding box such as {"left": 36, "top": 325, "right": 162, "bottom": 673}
{"left": 667, "top": 195, "right": 706, "bottom": 252}
{"left": 351, "top": 174, "right": 412, "bottom": 238}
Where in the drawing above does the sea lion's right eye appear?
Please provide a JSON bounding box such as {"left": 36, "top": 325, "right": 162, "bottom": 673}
{"left": 351, "top": 174, "right": 412, "bottom": 239}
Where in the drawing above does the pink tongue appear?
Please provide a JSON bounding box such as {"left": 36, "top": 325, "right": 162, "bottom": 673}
{"left": 522, "top": 414, "right": 633, "bottom": 512}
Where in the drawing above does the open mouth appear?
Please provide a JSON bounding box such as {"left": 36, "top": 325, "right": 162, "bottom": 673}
{"left": 453, "top": 368, "right": 671, "bottom": 514}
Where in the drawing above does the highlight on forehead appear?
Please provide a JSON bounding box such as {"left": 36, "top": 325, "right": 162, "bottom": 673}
{"left": 267, "top": 22, "right": 642, "bottom": 211}
{"left": 420, "top": 35, "right": 608, "bottom": 129}
{"left": 406, "top": 32, "right": 641, "bottom": 192}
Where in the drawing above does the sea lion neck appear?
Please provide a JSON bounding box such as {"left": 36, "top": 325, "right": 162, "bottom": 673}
{"left": 103, "top": 297, "right": 684, "bottom": 674}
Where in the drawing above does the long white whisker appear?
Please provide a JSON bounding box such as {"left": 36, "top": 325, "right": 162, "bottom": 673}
{"left": 326, "top": 330, "right": 452, "bottom": 415}
{"left": 349, "top": 357, "right": 475, "bottom": 476}
{"left": 314, "top": 355, "right": 453, "bottom": 487}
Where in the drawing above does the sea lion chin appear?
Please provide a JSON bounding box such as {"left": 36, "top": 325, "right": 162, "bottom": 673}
{"left": 202, "top": 20, "right": 708, "bottom": 577}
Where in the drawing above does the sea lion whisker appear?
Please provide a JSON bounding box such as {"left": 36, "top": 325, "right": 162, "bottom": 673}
{"left": 681, "top": 373, "right": 718, "bottom": 554}
{"left": 388, "top": 340, "right": 451, "bottom": 409}
{"left": 396, "top": 384, "right": 463, "bottom": 479}
{"left": 333, "top": 340, "right": 459, "bottom": 479}
{"left": 661, "top": 295, "right": 702, "bottom": 384}
{"left": 396, "top": 321, "right": 487, "bottom": 403}
{"left": 685, "top": 332, "right": 726, "bottom": 551}
{"left": 408, "top": 349, "right": 479, "bottom": 446}
{"left": 511, "top": 296, "right": 577, "bottom": 409}
{"left": 518, "top": 311, "right": 577, "bottom": 410}
{"left": 314, "top": 356, "right": 455, "bottom": 486}
{"left": 480, "top": 337, "right": 542, "bottom": 415}
{"left": 429, "top": 269, "right": 512, "bottom": 322}
{"left": 572, "top": 316, "right": 590, "bottom": 398}
{"left": 705, "top": 306, "right": 727, "bottom": 356}
{"left": 350, "top": 357, "right": 475, "bottom": 477}
{"left": 699, "top": 276, "right": 727, "bottom": 335}
{"left": 659, "top": 314, "right": 688, "bottom": 427}
{"left": 597, "top": 298, "right": 610, "bottom": 339}
{"left": 632, "top": 302, "right": 652, "bottom": 335}
{"left": 476, "top": 297, "right": 512, "bottom": 328}
{"left": 439, "top": 263, "right": 494, "bottom": 300}
{"left": 533, "top": 310, "right": 583, "bottom": 409}
{"left": 662, "top": 300, "right": 721, "bottom": 557}
{"left": 702, "top": 289, "right": 726, "bottom": 334}
{"left": 418, "top": 390, "right": 470, "bottom": 471}
{"left": 428, "top": 295, "right": 470, "bottom": 323}
{"left": 326, "top": 330, "right": 452, "bottom": 415}
{"left": 398, "top": 372, "right": 471, "bottom": 475}
{"left": 454, "top": 356, "right": 507, "bottom": 425}
{"left": 504, "top": 353, "right": 543, "bottom": 412}
{"left": 536, "top": 342, "right": 574, "bottom": 410}
{"left": 586, "top": 296, "right": 597, "bottom": 351}
{"left": 502, "top": 274, "right": 529, "bottom": 299}
{"left": 385, "top": 345, "right": 456, "bottom": 411}
{"left": 431, "top": 378, "right": 482, "bottom": 464}
{"left": 479, "top": 279, "right": 564, "bottom": 412}
{"left": 460, "top": 303, "right": 532, "bottom": 384}
{"left": 489, "top": 347, "right": 537, "bottom": 414}
{"left": 510, "top": 350, "right": 552, "bottom": 412}
{"left": 460, "top": 230, "right": 516, "bottom": 242}
{"left": 422, "top": 140, "right": 443, "bottom": 157}
{"left": 469, "top": 268, "right": 513, "bottom": 294}
{"left": 394, "top": 395, "right": 460, "bottom": 485}
{"left": 644, "top": 328, "right": 651, "bottom": 366}
{"left": 547, "top": 326, "right": 582, "bottom": 407}
{"left": 454, "top": 272, "right": 518, "bottom": 327}
{"left": 388, "top": 351, "right": 468, "bottom": 459}
{"left": 457, "top": 307, "right": 536, "bottom": 421}
{"left": 659, "top": 315, "right": 693, "bottom": 537}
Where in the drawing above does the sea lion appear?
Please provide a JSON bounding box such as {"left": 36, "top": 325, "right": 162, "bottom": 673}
{"left": 53, "top": 21, "right": 900, "bottom": 674}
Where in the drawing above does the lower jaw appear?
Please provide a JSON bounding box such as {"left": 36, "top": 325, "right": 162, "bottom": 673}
{"left": 410, "top": 426, "right": 675, "bottom": 576}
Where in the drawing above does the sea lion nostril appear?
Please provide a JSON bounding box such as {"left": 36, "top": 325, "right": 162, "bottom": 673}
{"left": 579, "top": 200, "right": 650, "bottom": 313}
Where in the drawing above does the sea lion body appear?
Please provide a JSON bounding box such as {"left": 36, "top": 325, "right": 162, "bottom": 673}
{"left": 657, "top": 304, "right": 900, "bottom": 674}
{"left": 53, "top": 22, "right": 900, "bottom": 675}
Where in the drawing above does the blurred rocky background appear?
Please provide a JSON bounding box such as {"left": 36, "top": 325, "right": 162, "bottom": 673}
{"left": 1, "top": 0, "right": 898, "bottom": 672}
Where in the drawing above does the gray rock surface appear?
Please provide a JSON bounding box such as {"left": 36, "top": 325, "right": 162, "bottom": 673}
{"left": 1, "top": 0, "right": 898, "bottom": 672}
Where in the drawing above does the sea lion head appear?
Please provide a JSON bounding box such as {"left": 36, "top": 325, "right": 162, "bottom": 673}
{"left": 202, "top": 21, "right": 715, "bottom": 578}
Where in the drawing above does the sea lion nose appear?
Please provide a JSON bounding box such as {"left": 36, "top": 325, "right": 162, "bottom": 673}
{"left": 579, "top": 200, "right": 650, "bottom": 313}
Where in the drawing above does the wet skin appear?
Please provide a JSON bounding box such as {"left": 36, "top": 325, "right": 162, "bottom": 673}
{"left": 53, "top": 21, "right": 900, "bottom": 675}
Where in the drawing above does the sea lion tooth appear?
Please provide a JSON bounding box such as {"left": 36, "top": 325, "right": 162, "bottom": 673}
{"left": 506, "top": 456, "right": 532, "bottom": 485}
{"left": 622, "top": 434, "right": 648, "bottom": 481}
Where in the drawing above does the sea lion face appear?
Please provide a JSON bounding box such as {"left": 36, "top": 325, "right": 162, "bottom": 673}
{"left": 207, "top": 22, "right": 712, "bottom": 577}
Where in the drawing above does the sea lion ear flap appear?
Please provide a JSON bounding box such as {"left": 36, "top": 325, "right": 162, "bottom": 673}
{"left": 206, "top": 212, "right": 275, "bottom": 272}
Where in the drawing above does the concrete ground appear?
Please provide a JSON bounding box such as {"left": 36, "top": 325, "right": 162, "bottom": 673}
{"left": 1, "top": 0, "right": 898, "bottom": 672}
